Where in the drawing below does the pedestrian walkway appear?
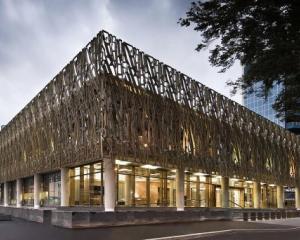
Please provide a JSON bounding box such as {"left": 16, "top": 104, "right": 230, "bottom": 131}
{"left": 256, "top": 217, "right": 300, "bottom": 227}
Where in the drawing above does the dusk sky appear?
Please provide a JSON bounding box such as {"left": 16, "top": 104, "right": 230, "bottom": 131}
{"left": 0, "top": 0, "right": 242, "bottom": 126}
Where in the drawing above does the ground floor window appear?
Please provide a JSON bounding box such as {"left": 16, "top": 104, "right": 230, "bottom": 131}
{"left": 7, "top": 181, "right": 16, "bottom": 206}
{"left": 185, "top": 173, "right": 207, "bottom": 207}
{"left": 69, "top": 162, "right": 103, "bottom": 206}
{"left": 284, "top": 187, "right": 295, "bottom": 208}
{"left": 244, "top": 183, "right": 253, "bottom": 208}
{"left": 22, "top": 177, "right": 34, "bottom": 206}
{"left": 0, "top": 183, "right": 4, "bottom": 205}
{"left": 267, "top": 185, "right": 277, "bottom": 208}
{"left": 40, "top": 172, "right": 61, "bottom": 207}
{"left": 261, "top": 184, "right": 277, "bottom": 208}
{"left": 229, "top": 179, "right": 245, "bottom": 208}
{"left": 116, "top": 163, "right": 176, "bottom": 207}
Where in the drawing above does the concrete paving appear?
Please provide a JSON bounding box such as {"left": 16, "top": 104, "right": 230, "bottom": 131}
{"left": 146, "top": 218, "right": 300, "bottom": 240}
{"left": 0, "top": 218, "right": 298, "bottom": 240}
{"left": 256, "top": 217, "right": 300, "bottom": 227}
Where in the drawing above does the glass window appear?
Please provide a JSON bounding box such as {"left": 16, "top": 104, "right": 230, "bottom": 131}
{"left": 117, "top": 164, "right": 134, "bottom": 206}
{"left": 8, "top": 181, "right": 16, "bottom": 206}
{"left": 244, "top": 182, "right": 253, "bottom": 208}
{"left": 40, "top": 172, "right": 61, "bottom": 207}
{"left": 185, "top": 173, "right": 207, "bottom": 207}
{"left": 22, "top": 177, "right": 34, "bottom": 206}
{"left": 69, "top": 162, "right": 103, "bottom": 206}
{"left": 116, "top": 163, "right": 176, "bottom": 207}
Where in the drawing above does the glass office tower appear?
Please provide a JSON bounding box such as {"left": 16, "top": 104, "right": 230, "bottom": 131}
{"left": 243, "top": 82, "right": 300, "bottom": 134}
{"left": 243, "top": 82, "right": 284, "bottom": 127}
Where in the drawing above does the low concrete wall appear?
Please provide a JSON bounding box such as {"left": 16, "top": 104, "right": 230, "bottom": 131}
{"left": 52, "top": 208, "right": 232, "bottom": 228}
{"left": 1, "top": 205, "right": 300, "bottom": 229}
{"left": 0, "top": 206, "right": 52, "bottom": 223}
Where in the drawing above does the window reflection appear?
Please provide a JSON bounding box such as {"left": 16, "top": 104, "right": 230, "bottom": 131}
{"left": 116, "top": 163, "right": 176, "bottom": 207}
{"left": 22, "top": 177, "right": 34, "bottom": 206}
{"left": 69, "top": 162, "right": 103, "bottom": 206}
{"left": 40, "top": 172, "right": 61, "bottom": 207}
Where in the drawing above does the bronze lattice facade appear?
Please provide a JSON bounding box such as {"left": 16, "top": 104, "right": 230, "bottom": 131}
{"left": 0, "top": 30, "right": 299, "bottom": 186}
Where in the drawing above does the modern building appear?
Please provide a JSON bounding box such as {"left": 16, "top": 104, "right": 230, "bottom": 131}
{"left": 243, "top": 82, "right": 284, "bottom": 127}
{"left": 0, "top": 30, "right": 299, "bottom": 218}
{"left": 243, "top": 81, "right": 300, "bottom": 206}
{"left": 243, "top": 82, "right": 300, "bottom": 134}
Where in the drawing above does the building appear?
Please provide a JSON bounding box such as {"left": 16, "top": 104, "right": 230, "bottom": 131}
{"left": 243, "top": 81, "right": 300, "bottom": 206}
{"left": 243, "top": 82, "right": 284, "bottom": 127}
{"left": 0, "top": 30, "right": 299, "bottom": 219}
{"left": 243, "top": 82, "right": 300, "bottom": 134}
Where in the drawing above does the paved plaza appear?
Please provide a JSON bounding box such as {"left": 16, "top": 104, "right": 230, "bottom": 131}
{"left": 1, "top": 218, "right": 300, "bottom": 240}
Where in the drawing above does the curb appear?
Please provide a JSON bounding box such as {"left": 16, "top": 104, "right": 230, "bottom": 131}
{"left": 144, "top": 226, "right": 300, "bottom": 240}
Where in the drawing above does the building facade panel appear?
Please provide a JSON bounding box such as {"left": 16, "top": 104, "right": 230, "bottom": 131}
{"left": 0, "top": 30, "right": 299, "bottom": 200}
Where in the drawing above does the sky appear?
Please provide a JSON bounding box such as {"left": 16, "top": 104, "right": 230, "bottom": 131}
{"left": 0, "top": 0, "right": 243, "bottom": 126}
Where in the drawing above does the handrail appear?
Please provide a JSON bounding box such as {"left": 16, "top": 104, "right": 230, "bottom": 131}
{"left": 228, "top": 199, "right": 244, "bottom": 209}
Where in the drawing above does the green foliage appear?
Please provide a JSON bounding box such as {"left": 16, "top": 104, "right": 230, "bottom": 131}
{"left": 180, "top": 0, "right": 300, "bottom": 121}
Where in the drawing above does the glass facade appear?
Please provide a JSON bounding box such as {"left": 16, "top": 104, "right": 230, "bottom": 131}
{"left": 116, "top": 164, "right": 176, "bottom": 207}
{"left": 243, "top": 82, "right": 284, "bottom": 126}
{"left": 244, "top": 182, "right": 253, "bottom": 208}
{"left": 0, "top": 161, "right": 285, "bottom": 209}
{"left": 40, "top": 172, "right": 61, "bottom": 207}
{"left": 22, "top": 177, "right": 34, "bottom": 206}
{"left": 185, "top": 173, "right": 208, "bottom": 207}
{"left": 7, "top": 181, "right": 16, "bottom": 206}
{"left": 69, "top": 162, "right": 103, "bottom": 206}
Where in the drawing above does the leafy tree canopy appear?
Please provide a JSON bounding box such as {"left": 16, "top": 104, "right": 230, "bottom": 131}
{"left": 179, "top": 0, "right": 300, "bottom": 122}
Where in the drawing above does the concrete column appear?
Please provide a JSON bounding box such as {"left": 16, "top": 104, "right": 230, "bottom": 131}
{"left": 294, "top": 166, "right": 300, "bottom": 209}
{"left": 296, "top": 186, "right": 300, "bottom": 209}
{"left": 253, "top": 181, "right": 261, "bottom": 209}
{"left": 104, "top": 158, "right": 116, "bottom": 212}
{"left": 4, "top": 182, "right": 8, "bottom": 206}
{"left": 176, "top": 168, "right": 185, "bottom": 211}
{"left": 34, "top": 174, "right": 41, "bottom": 209}
{"left": 16, "top": 179, "right": 22, "bottom": 207}
{"left": 221, "top": 176, "right": 229, "bottom": 208}
{"left": 277, "top": 185, "right": 284, "bottom": 208}
{"left": 61, "top": 168, "right": 70, "bottom": 207}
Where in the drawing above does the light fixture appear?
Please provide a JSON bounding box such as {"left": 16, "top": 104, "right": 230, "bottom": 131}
{"left": 245, "top": 180, "right": 253, "bottom": 184}
{"left": 231, "top": 178, "right": 240, "bottom": 181}
{"left": 194, "top": 172, "right": 208, "bottom": 176}
{"left": 115, "top": 159, "right": 131, "bottom": 165}
{"left": 141, "top": 164, "right": 159, "bottom": 170}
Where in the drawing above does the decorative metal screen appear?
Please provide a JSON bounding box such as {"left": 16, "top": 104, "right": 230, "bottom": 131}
{"left": 0, "top": 30, "right": 299, "bottom": 186}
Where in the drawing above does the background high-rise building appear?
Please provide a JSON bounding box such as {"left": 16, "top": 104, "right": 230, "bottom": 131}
{"left": 243, "top": 82, "right": 284, "bottom": 127}
{"left": 243, "top": 82, "right": 300, "bottom": 135}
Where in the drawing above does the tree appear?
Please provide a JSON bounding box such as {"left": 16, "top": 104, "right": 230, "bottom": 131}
{"left": 179, "top": 0, "right": 300, "bottom": 122}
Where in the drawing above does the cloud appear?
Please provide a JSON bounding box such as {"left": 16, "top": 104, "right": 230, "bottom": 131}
{"left": 0, "top": 0, "right": 242, "bottom": 126}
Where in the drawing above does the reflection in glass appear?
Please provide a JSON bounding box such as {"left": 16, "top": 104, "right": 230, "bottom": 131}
{"left": 22, "top": 177, "right": 34, "bottom": 206}
{"left": 8, "top": 181, "right": 16, "bottom": 206}
{"left": 69, "top": 162, "right": 103, "bottom": 206}
{"left": 40, "top": 172, "right": 61, "bottom": 207}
